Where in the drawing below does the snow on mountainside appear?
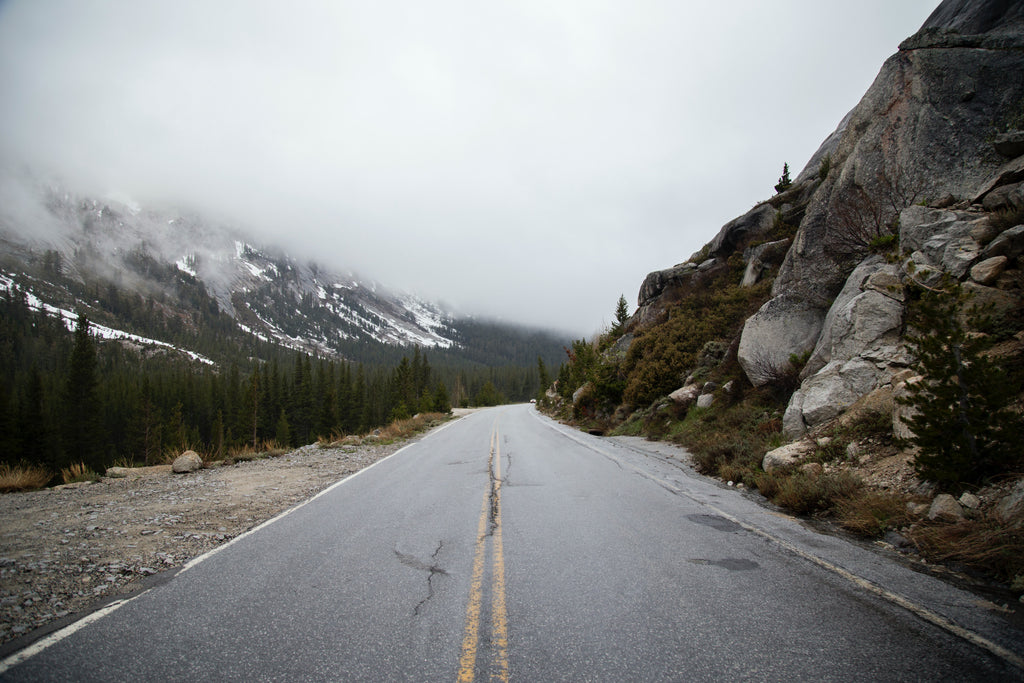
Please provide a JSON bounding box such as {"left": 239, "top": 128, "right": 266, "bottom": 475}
{"left": 0, "top": 171, "right": 457, "bottom": 357}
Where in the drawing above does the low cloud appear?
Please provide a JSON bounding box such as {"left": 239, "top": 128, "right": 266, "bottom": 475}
{"left": 0, "top": 0, "right": 939, "bottom": 333}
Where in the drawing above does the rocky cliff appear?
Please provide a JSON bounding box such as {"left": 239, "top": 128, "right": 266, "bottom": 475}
{"left": 633, "top": 0, "right": 1024, "bottom": 442}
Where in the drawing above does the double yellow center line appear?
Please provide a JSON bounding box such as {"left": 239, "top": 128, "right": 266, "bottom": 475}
{"left": 457, "top": 424, "right": 509, "bottom": 682}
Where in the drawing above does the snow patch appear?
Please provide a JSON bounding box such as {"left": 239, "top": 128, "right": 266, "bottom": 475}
{"left": 1, "top": 272, "right": 216, "bottom": 366}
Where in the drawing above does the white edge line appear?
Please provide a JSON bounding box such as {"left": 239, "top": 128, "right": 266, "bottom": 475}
{"left": 533, "top": 412, "right": 1024, "bottom": 672}
{"left": 0, "top": 419, "right": 460, "bottom": 675}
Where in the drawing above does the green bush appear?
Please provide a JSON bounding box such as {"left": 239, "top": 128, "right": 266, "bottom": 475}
{"left": 622, "top": 279, "right": 770, "bottom": 407}
{"left": 897, "top": 282, "right": 1024, "bottom": 490}
{"left": 766, "top": 470, "right": 863, "bottom": 516}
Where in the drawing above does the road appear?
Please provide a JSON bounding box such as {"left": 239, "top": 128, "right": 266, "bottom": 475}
{"left": 2, "top": 404, "right": 1022, "bottom": 681}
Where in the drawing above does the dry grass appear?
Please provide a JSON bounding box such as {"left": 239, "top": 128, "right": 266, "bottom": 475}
{"left": 376, "top": 413, "right": 449, "bottom": 442}
{"left": 60, "top": 461, "right": 100, "bottom": 485}
{"left": 224, "top": 440, "right": 288, "bottom": 463}
{"left": 318, "top": 413, "right": 453, "bottom": 449}
{"left": 834, "top": 489, "right": 912, "bottom": 537}
{"left": 909, "top": 514, "right": 1024, "bottom": 584}
{"left": 754, "top": 469, "right": 863, "bottom": 516}
{"left": 0, "top": 463, "right": 52, "bottom": 493}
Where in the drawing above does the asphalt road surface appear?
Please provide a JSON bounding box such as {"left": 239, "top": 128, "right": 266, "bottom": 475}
{"left": 2, "top": 404, "right": 1022, "bottom": 681}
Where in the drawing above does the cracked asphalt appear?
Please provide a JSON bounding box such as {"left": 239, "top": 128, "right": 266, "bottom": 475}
{"left": 2, "top": 405, "right": 1022, "bottom": 681}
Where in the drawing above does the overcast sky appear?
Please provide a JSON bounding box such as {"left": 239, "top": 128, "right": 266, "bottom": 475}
{"left": 0, "top": 0, "right": 940, "bottom": 335}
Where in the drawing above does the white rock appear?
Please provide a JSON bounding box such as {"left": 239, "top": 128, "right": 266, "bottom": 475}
{"left": 958, "top": 492, "right": 981, "bottom": 510}
{"left": 738, "top": 295, "right": 824, "bottom": 387}
{"left": 927, "top": 494, "right": 965, "bottom": 522}
{"left": 171, "top": 451, "right": 203, "bottom": 474}
{"left": 668, "top": 384, "right": 700, "bottom": 407}
{"left": 762, "top": 441, "right": 815, "bottom": 473}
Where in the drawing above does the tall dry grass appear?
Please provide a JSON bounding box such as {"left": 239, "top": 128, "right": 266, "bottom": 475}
{"left": 910, "top": 515, "right": 1024, "bottom": 584}
{"left": 0, "top": 463, "right": 51, "bottom": 493}
{"left": 60, "top": 461, "right": 99, "bottom": 484}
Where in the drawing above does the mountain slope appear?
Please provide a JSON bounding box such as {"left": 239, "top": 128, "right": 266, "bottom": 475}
{"left": 0, "top": 170, "right": 568, "bottom": 370}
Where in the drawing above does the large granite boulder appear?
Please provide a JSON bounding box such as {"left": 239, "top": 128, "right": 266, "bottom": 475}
{"left": 172, "top": 450, "right": 203, "bottom": 474}
{"left": 737, "top": 295, "right": 825, "bottom": 387}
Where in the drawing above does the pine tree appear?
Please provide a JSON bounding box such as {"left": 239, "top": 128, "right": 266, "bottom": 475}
{"left": 433, "top": 381, "right": 451, "bottom": 413}
{"left": 14, "top": 365, "right": 48, "bottom": 466}
{"left": 62, "top": 313, "right": 104, "bottom": 471}
{"left": 275, "top": 408, "right": 291, "bottom": 446}
{"left": 896, "top": 283, "right": 1023, "bottom": 489}
{"left": 774, "top": 162, "right": 792, "bottom": 194}
{"left": 610, "top": 295, "right": 630, "bottom": 338}
{"left": 536, "top": 357, "right": 551, "bottom": 403}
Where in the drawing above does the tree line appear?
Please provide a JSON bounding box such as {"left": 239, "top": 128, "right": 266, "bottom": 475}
{"left": 0, "top": 286, "right": 545, "bottom": 479}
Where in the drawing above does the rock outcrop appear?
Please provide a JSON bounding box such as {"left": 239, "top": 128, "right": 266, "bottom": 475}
{"left": 734, "top": 0, "right": 1024, "bottom": 436}
{"left": 741, "top": 0, "right": 1024, "bottom": 346}
{"left": 623, "top": 0, "right": 1023, "bottom": 447}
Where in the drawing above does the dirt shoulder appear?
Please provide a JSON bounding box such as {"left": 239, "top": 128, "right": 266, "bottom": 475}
{"left": 0, "top": 439, "right": 410, "bottom": 647}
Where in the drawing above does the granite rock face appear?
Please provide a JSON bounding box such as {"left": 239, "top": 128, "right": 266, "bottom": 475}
{"left": 737, "top": 0, "right": 1024, "bottom": 432}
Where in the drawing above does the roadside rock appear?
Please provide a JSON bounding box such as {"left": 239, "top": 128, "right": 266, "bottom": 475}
{"left": 928, "top": 494, "right": 965, "bottom": 522}
{"left": 993, "top": 131, "right": 1024, "bottom": 159}
{"left": 958, "top": 492, "right": 981, "bottom": 510}
{"left": 741, "top": 239, "right": 791, "bottom": 287}
{"left": 668, "top": 384, "right": 701, "bottom": 409}
{"left": 738, "top": 295, "right": 825, "bottom": 387}
{"left": 171, "top": 451, "right": 203, "bottom": 474}
{"left": 762, "top": 441, "right": 815, "bottom": 473}
{"left": 706, "top": 204, "right": 776, "bottom": 260}
{"left": 981, "top": 224, "right": 1024, "bottom": 260}
{"left": 996, "top": 480, "right": 1024, "bottom": 523}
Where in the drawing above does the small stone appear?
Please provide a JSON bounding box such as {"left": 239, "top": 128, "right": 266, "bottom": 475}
{"left": 928, "top": 494, "right": 965, "bottom": 522}
{"left": 800, "top": 462, "right": 824, "bottom": 477}
{"left": 958, "top": 492, "right": 981, "bottom": 510}
{"left": 884, "top": 531, "right": 911, "bottom": 549}
{"left": 970, "top": 256, "right": 1008, "bottom": 285}
{"left": 696, "top": 394, "right": 714, "bottom": 409}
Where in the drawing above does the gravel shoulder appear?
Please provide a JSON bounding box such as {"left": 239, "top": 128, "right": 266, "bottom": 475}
{"left": 0, "top": 439, "right": 412, "bottom": 648}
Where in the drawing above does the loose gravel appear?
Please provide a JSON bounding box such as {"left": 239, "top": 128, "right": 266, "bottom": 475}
{"left": 0, "top": 440, "right": 405, "bottom": 646}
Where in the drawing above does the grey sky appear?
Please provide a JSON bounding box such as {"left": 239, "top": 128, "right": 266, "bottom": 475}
{"left": 0, "top": 1, "right": 940, "bottom": 335}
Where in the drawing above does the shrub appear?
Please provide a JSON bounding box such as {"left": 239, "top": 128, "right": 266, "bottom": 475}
{"left": 897, "top": 282, "right": 1024, "bottom": 489}
{"left": 0, "top": 463, "right": 51, "bottom": 493}
{"left": 909, "top": 514, "right": 1024, "bottom": 585}
{"left": 834, "top": 490, "right": 911, "bottom": 537}
{"left": 818, "top": 154, "right": 831, "bottom": 180}
{"left": 61, "top": 461, "right": 99, "bottom": 484}
{"left": 756, "top": 470, "right": 863, "bottom": 516}
{"left": 622, "top": 279, "right": 771, "bottom": 407}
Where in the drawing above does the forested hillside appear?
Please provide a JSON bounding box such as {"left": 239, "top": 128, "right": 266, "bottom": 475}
{"left": 0, "top": 279, "right": 561, "bottom": 483}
